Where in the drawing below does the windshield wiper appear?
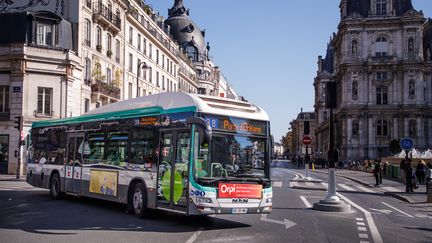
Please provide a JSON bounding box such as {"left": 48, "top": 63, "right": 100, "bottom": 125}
{"left": 198, "top": 177, "right": 230, "bottom": 186}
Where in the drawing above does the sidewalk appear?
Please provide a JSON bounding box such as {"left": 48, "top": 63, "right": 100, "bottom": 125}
{"left": 314, "top": 169, "right": 429, "bottom": 204}
{"left": 0, "top": 174, "right": 25, "bottom": 181}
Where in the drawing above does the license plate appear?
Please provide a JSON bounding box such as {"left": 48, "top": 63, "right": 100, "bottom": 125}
{"left": 232, "top": 208, "right": 248, "bottom": 214}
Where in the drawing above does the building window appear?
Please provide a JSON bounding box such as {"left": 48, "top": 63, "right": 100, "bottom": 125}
{"left": 84, "top": 58, "right": 91, "bottom": 83}
{"left": 162, "top": 75, "right": 165, "bottom": 90}
{"left": 376, "top": 0, "right": 387, "bottom": 15}
{"left": 36, "top": 22, "right": 55, "bottom": 46}
{"left": 129, "top": 53, "right": 133, "bottom": 72}
{"left": 408, "top": 37, "right": 414, "bottom": 54}
{"left": 149, "top": 43, "right": 153, "bottom": 59}
{"left": 186, "top": 45, "right": 198, "bottom": 61}
{"left": 375, "top": 37, "right": 388, "bottom": 57}
{"left": 96, "top": 102, "right": 100, "bottom": 108}
{"left": 115, "top": 39, "right": 120, "bottom": 63}
{"left": 352, "top": 81, "right": 358, "bottom": 100}
{"left": 85, "top": 19, "right": 91, "bottom": 46}
{"left": 0, "top": 86, "right": 9, "bottom": 113}
{"left": 143, "top": 38, "right": 147, "bottom": 56}
{"left": 352, "top": 120, "right": 359, "bottom": 136}
{"left": 376, "top": 87, "right": 388, "bottom": 105}
{"left": 37, "top": 87, "right": 52, "bottom": 116}
{"left": 156, "top": 50, "right": 159, "bottom": 64}
{"left": 156, "top": 71, "right": 160, "bottom": 87}
{"left": 148, "top": 67, "right": 152, "bottom": 83}
{"left": 376, "top": 71, "right": 388, "bottom": 80}
{"left": 106, "top": 34, "right": 112, "bottom": 55}
{"left": 106, "top": 68, "right": 112, "bottom": 84}
{"left": 142, "top": 89, "right": 146, "bottom": 96}
{"left": 323, "top": 111, "right": 328, "bottom": 121}
{"left": 137, "top": 33, "right": 141, "bottom": 51}
{"left": 128, "top": 82, "right": 133, "bottom": 99}
{"left": 96, "top": 26, "right": 102, "bottom": 51}
{"left": 409, "top": 120, "right": 416, "bottom": 137}
{"left": 129, "top": 27, "right": 133, "bottom": 45}
{"left": 409, "top": 80, "right": 416, "bottom": 99}
{"left": 84, "top": 98, "right": 90, "bottom": 113}
{"left": 162, "top": 54, "right": 165, "bottom": 69}
{"left": 351, "top": 40, "right": 358, "bottom": 55}
{"left": 376, "top": 119, "right": 388, "bottom": 136}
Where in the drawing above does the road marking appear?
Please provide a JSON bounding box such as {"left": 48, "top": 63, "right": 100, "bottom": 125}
{"left": 356, "top": 218, "right": 364, "bottom": 221}
{"left": 357, "top": 222, "right": 365, "bottom": 226}
{"left": 381, "top": 202, "right": 413, "bottom": 218}
{"left": 202, "top": 236, "right": 255, "bottom": 242}
{"left": 358, "top": 226, "right": 367, "bottom": 232}
{"left": 305, "top": 182, "right": 315, "bottom": 187}
{"left": 359, "top": 233, "right": 369, "bottom": 239}
{"left": 290, "top": 182, "right": 299, "bottom": 188}
{"left": 381, "top": 187, "right": 399, "bottom": 192}
{"left": 336, "top": 192, "right": 383, "bottom": 243}
{"left": 359, "top": 241, "right": 370, "bottom": 243}
{"left": 260, "top": 214, "right": 296, "bottom": 230}
{"left": 273, "top": 181, "right": 282, "bottom": 188}
{"left": 338, "top": 183, "right": 355, "bottom": 191}
{"left": 299, "top": 196, "right": 312, "bottom": 208}
{"left": 321, "top": 182, "right": 328, "bottom": 188}
{"left": 369, "top": 208, "right": 392, "bottom": 214}
{"left": 355, "top": 185, "right": 374, "bottom": 193}
{"left": 185, "top": 227, "right": 204, "bottom": 243}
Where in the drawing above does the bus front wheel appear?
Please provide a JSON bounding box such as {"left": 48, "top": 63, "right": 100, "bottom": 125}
{"left": 132, "top": 182, "right": 147, "bottom": 218}
{"left": 50, "top": 173, "right": 63, "bottom": 199}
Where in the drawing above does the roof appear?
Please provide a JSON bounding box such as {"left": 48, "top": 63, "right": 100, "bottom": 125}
{"left": 32, "top": 92, "right": 269, "bottom": 128}
{"left": 345, "top": 0, "right": 414, "bottom": 18}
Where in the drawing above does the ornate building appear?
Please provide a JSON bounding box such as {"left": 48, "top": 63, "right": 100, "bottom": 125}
{"left": 314, "top": 0, "right": 432, "bottom": 161}
{"left": 165, "top": 0, "right": 220, "bottom": 96}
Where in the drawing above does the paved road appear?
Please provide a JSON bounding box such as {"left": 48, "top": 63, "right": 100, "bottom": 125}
{"left": 0, "top": 165, "right": 431, "bottom": 243}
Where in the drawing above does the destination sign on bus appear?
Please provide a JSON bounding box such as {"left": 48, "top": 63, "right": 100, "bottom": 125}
{"left": 204, "top": 116, "right": 266, "bottom": 136}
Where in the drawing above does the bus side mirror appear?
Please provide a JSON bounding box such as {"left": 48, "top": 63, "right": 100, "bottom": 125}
{"left": 186, "top": 117, "right": 212, "bottom": 146}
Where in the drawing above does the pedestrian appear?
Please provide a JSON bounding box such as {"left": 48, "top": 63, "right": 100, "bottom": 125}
{"left": 405, "top": 160, "right": 414, "bottom": 193}
{"left": 416, "top": 160, "right": 427, "bottom": 185}
{"left": 426, "top": 163, "right": 432, "bottom": 194}
{"left": 374, "top": 160, "right": 381, "bottom": 186}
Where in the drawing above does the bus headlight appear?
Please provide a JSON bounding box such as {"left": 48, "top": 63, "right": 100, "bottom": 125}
{"left": 196, "top": 197, "right": 212, "bottom": 204}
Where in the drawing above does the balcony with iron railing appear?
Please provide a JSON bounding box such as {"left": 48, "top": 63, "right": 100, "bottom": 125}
{"left": 91, "top": 80, "right": 120, "bottom": 100}
{"left": 92, "top": 2, "right": 121, "bottom": 34}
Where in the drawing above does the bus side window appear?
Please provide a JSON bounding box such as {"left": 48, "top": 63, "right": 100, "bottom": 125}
{"left": 47, "top": 130, "right": 66, "bottom": 165}
{"left": 130, "top": 128, "right": 155, "bottom": 166}
{"left": 33, "top": 129, "right": 47, "bottom": 164}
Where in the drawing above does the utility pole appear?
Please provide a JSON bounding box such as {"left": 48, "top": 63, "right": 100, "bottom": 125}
{"left": 14, "top": 116, "right": 23, "bottom": 179}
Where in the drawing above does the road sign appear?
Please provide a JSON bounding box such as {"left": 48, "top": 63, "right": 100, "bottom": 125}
{"left": 302, "top": 135, "right": 312, "bottom": 146}
{"left": 399, "top": 138, "right": 414, "bottom": 150}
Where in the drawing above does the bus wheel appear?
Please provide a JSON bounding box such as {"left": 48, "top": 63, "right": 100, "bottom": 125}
{"left": 132, "top": 182, "right": 147, "bottom": 218}
{"left": 50, "top": 173, "right": 63, "bottom": 199}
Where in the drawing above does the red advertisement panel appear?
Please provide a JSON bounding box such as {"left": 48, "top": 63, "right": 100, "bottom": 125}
{"left": 218, "top": 183, "right": 262, "bottom": 199}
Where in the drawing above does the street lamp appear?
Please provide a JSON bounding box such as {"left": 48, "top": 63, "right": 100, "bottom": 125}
{"left": 137, "top": 61, "right": 150, "bottom": 98}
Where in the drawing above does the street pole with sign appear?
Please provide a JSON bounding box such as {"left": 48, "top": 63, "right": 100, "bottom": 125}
{"left": 303, "top": 135, "right": 312, "bottom": 179}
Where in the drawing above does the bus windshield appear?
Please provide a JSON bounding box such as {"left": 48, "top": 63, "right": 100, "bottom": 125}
{"left": 194, "top": 133, "right": 267, "bottom": 181}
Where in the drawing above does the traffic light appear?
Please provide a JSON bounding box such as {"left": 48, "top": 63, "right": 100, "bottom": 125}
{"left": 304, "top": 121, "right": 310, "bottom": 135}
{"left": 14, "top": 116, "right": 23, "bottom": 131}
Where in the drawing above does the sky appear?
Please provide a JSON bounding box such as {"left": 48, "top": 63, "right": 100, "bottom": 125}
{"left": 149, "top": 0, "right": 432, "bottom": 142}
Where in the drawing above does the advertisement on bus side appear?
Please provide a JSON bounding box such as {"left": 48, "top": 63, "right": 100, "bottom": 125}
{"left": 89, "top": 170, "right": 118, "bottom": 197}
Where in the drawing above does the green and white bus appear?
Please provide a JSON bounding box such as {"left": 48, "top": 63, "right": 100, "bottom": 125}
{"left": 26, "top": 92, "right": 272, "bottom": 216}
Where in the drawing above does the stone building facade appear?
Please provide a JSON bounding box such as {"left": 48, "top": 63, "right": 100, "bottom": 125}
{"left": 314, "top": 0, "right": 432, "bottom": 161}
{"left": 289, "top": 111, "right": 317, "bottom": 159}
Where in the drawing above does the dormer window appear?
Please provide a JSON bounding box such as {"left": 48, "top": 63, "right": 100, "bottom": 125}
{"left": 186, "top": 45, "right": 198, "bottom": 61}
{"left": 36, "top": 22, "right": 55, "bottom": 46}
{"left": 376, "top": 0, "right": 387, "bottom": 16}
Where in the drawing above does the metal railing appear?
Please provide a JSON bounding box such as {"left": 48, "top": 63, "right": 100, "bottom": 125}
{"left": 93, "top": 2, "right": 121, "bottom": 30}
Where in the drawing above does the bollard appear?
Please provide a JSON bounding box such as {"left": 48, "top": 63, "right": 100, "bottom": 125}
{"left": 312, "top": 163, "right": 315, "bottom": 171}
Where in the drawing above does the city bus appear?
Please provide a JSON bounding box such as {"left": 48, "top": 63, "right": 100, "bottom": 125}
{"left": 26, "top": 92, "right": 272, "bottom": 216}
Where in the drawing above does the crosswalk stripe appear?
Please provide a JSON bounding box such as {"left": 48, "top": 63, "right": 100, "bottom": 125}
{"left": 290, "top": 182, "right": 299, "bottom": 187}
{"left": 273, "top": 181, "right": 282, "bottom": 187}
{"left": 355, "top": 185, "right": 375, "bottom": 193}
{"left": 305, "top": 182, "right": 314, "bottom": 187}
{"left": 338, "top": 183, "right": 355, "bottom": 191}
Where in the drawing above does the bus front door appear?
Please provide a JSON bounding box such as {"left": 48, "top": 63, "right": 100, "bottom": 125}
{"left": 157, "top": 130, "right": 190, "bottom": 212}
{"left": 65, "top": 134, "right": 84, "bottom": 194}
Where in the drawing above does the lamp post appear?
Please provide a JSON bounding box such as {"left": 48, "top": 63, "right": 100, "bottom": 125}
{"left": 136, "top": 61, "right": 149, "bottom": 98}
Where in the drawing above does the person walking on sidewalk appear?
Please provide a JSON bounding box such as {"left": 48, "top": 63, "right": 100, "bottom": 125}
{"left": 416, "top": 160, "right": 427, "bottom": 185}
{"left": 405, "top": 160, "right": 414, "bottom": 193}
{"left": 374, "top": 160, "right": 381, "bottom": 186}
